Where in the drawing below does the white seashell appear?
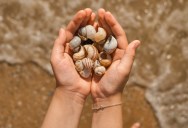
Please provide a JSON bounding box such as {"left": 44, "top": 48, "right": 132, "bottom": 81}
{"left": 94, "top": 66, "right": 106, "bottom": 76}
{"left": 84, "top": 45, "right": 99, "bottom": 61}
{"left": 82, "top": 58, "right": 94, "bottom": 69}
{"left": 75, "top": 60, "right": 84, "bottom": 72}
{"left": 79, "top": 68, "right": 92, "bottom": 78}
{"left": 99, "top": 52, "right": 112, "bottom": 67}
{"left": 103, "top": 35, "right": 117, "bottom": 54}
{"left": 73, "top": 46, "right": 86, "bottom": 61}
{"left": 78, "top": 25, "right": 96, "bottom": 41}
{"left": 69, "top": 36, "right": 81, "bottom": 51}
{"left": 95, "top": 27, "right": 107, "bottom": 44}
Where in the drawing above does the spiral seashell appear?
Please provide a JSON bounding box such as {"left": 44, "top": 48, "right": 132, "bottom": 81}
{"left": 94, "top": 66, "right": 106, "bottom": 76}
{"left": 78, "top": 25, "right": 96, "bottom": 41}
{"left": 82, "top": 58, "right": 94, "bottom": 69}
{"left": 80, "top": 68, "right": 92, "bottom": 78}
{"left": 75, "top": 60, "right": 84, "bottom": 72}
{"left": 103, "top": 35, "right": 117, "bottom": 54}
{"left": 99, "top": 52, "right": 112, "bottom": 67}
{"left": 84, "top": 45, "right": 99, "bottom": 61}
{"left": 73, "top": 46, "right": 86, "bottom": 61}
{"left": 93, "top": 42, "right": 103, "bottom": 52}
{"left": 69, "top": 36, "right": 81, "bottom": 51}
{"left": 94, "top": 27, "right": 107, "bottom": 44}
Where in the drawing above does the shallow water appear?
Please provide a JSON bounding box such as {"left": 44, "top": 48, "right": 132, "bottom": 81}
{"left": 0, "top": 0, "right": 188, "bottom": 128}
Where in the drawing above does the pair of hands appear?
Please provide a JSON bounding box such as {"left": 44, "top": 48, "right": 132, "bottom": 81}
{"left": 51, "top": 8, "right": 140, "bottom": 103}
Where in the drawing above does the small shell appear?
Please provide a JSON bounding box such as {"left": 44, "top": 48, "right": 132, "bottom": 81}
{"left": 94, "top": 66, "right": 106, "bottom": 76}
{"left": 69, "top": 36, "right": 81, "bottom": 51}
{"left": 82, "top": 58, "right": 94, "bottom": 69}
{"left": 79, "top": 68, "right": 92, "bottom": 78}
{"left": 103, "top": 35, "right": 117, "bottom": 54}
{"left": 75, "top": 60, "right": 84, "bottom": 72}
{"left": 94, "top": 27, "right": 107, "bottom": 44}
{"left": 99, "top": 52, "right": 112, "bottom": 67}
{"left": 78, "top": 25, "right": 96, "bottom": 41}
{"left": 73, "top": 46, "right": 86, "bottom": 61}
{"left": 84, "top": 45, "right": 99, "bottom": 61}
{"left": 93, "top": 60, "right": 101, "bottom": 69}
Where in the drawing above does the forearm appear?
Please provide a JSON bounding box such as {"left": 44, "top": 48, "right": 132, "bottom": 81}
{"left": 41, "top": 88, "right": 85, "bottom": 128}
{"left": 91, "top": 93, "right": 123, "bottom": 128}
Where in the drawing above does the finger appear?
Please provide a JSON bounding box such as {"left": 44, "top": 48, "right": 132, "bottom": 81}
{"left": 131, "top": 122, "right": 141, "bottom": 128}
{"left": 119, "top": 40, "right": 140, "bottom": 73}
{"left": 81, "top": 8, "right": 92, "bottom": 26}
{"left": 104, "top": 11, "right": 128, "bottom": 49}
{"left": 51, "top": 28, "right": 67, "bottom": 59}
{"left": 93, "top": 22, "right": 98, "bottom": 29}
{"left": 88, "top": 12, "right": 96, "bottom": 25}
{"left": 66, "top": 10, "right": 86, "bottom": 41}
{"left": 98, "top": 8, "right": 112, "bottom": 35}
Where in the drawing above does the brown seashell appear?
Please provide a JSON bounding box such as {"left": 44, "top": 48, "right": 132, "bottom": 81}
{"left": 84, "top": 45, "right": 99, "bottom": 61}
{"left": 95, "top": 27, "right": 107, "bottom": 44}
{"left": 73, "top": 46, "right": 86, "bottom": 61}
{"left": 82, "top": 58, "right": 94, "bottom": 69}
{"left": 99, "top": 52, "right": 112, "bottom": 67}
{"left": 75, "top": 60, "right": 84, "bottom": 72}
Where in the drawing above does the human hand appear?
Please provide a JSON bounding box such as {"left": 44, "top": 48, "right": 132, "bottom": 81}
{"left": 51, "top": 8, "right": 96, "bottom": 101}
{"left": 91, "top": 9, "right": 140, "bottom": 103}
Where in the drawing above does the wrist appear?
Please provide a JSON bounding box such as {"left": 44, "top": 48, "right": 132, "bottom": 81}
{"left": 54, "top": 87, "right": 86, "bottom": 105}
{"left": 92, "top": 93, "right": 122, "bottom": 110}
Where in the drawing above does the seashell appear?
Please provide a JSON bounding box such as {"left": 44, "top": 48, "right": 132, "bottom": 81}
{"left": 78, "top": 25, "right": 96, "bottom": 41}
{"left": 82, "top": 58, "right": 94, "bottom": 69}
{"left": 69, "top": 36, "right": 81, "bottom": 51}
{"left": 94, "top": 27, "right": 107, "bottom": 44}
{"left": 93, "top": 60, "right": 101, "bottom": 69}
{"left": 103, "top": 35, "right": 117, "bottom": 54}
{"left": 99, "top": 52, "right": 112, "bottom": 67}
{"left": 75, "top": 60, "right": 84, "bottom": 72}
{"left": 73, "top": 46, "right": 86, "bottom": 61}
{"left": 94, "top": 66, "right": 106, "bottom": 76}
{"left": 80, "top": 68, "right": 92, "bottom": 78}
{"left": 84, "top": 45, "right": 99, "bottom": 61}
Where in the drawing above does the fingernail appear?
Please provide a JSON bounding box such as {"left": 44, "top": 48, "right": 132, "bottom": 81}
{"left": 133, "top": 122, "right": 141, "bottom": 128}
{"left": 59, "top": 28, "right": 64, "bottom": 36}
{"left": 133, "top": 40, "right": 141, "bottom": 49}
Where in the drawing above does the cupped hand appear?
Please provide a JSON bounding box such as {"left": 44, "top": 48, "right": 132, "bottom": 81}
{"left": 51, "top": 8, "right": 96, "bottom": 99}
{"left": 91, "top": 9, "right": 140, "bottom": 102}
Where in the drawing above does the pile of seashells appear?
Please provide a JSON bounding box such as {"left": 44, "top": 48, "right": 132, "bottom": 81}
{"left": 69, "top": 25, "right": 117, "bottom": 78}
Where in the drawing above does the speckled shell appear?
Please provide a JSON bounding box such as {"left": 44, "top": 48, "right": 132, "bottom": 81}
{"left": 99, "top": 52, "right": 112, "bottom": 67}
{"left": 94, "top": 27, "right": 107, "bottom": 44}
{"left": 69, "top": 36, "right": 81, "bottom": 51}
{"left": 103, "top": 35, "right": 117, "bottom": 54}
{"left": 73, "top": 46, "right": 86, "bottom": 61}
{"left": 78, "top": 25, "right": 96, "bottom": 41}
{"left": 84, "top": 45, "right": 99, "bottom": 61}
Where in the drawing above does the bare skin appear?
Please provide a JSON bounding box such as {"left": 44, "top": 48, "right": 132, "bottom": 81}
{"left": 41, "top": 8, "right": 141, "bottom": 128}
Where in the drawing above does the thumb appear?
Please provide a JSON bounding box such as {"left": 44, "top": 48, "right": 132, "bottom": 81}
{"left": 119, "top": 40, "right": 140, "bottom": 74}
{"left": 131, "top": 122, "right": 141, "bottom": 128}
{"left": 51, "top": 28, "right": 67, "bottom": 60}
